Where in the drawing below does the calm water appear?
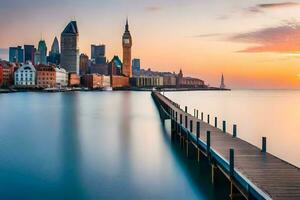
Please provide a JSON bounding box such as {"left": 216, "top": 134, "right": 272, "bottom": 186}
{"left": 166, "top": 90, "right": 300, "bottom": 168}
{"left": 0, "top": 92, "right": 227, "bottom": 200}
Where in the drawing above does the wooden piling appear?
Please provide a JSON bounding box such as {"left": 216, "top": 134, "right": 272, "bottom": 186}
{"left": 201, "top": 112, "right": 204, "bottom": 121}
{"left": 185, "top": 106, "right": 187, "bottom": 113}
{"left": 215, "top": 117, "right": 217, "bottom": 128}
{"left": 262, "top": 137, "right": 266, "bottom": 153}
{"left": 223, "top": 121, "right": 226, "bottom": 133}
{"left": 233, "top": 125, "right": 237, "bottom": 138}
{"left": 230, "top": 148, "right": 234, "bottom": 178}
{"left": 207, "top": 114, "right": 210, "bottom": 124}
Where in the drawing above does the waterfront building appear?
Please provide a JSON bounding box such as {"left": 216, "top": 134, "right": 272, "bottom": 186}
{"left": 0, "top": 61, "right": 15, "bottom": 87}
{"left": 220, "top": 73, "right": 226, "bottom": 89}
{"left": 91, "top": 44, "right": 106, "bottom": 64}
{"left": 176, "top": 69, "right": 205, "bottom": 88}
{"left": 48, "top": 37, "right": 60, "bottom": 65}
{"left": 35, "top": 40, "right": 47, "bottom": 65}
{"left": 111, "top": 75, "right": 129, "bottom": 88}
{"left": 163, "top": 75, "right": 177, "bottom": 87}
{"left": 90, "top": 63, "right": 108, "bottom": 75}
{"left": 132, "top": 58, "right": 140, "bottom": 73}
{"left": 68, "top": 72, "right": 80, "bottom": 87}
{"left": 61, "top": 21, "right": 79, "bottom": 74}
{"left": 36, "top": 64, "right": 68, "bottom": 88}
{"left": 24, "top": 45, "right": 35, "bottom": 64}
{"left": 108, "top": 55, "right": 122, "bottom": 76}
{"left": 14, "top": 62, "right": 36, "bottom": 87}
{"left": 122, "top": 19, "right": 132, "bottom": 77}
{"left": 79, "top": 53, "right": 89, "bottom": 75}
{"left": 9, "top": 46, "right": 24, "bottom": 63}
{"left": 131, "top": 76, "right": 163, "bottom": 88}
{"left": 82, "top": 74, "right": 110, "bottom": 89}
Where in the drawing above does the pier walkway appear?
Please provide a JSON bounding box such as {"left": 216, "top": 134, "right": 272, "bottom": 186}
{"left": 152, "top": 91, "right": 300, "bottom": 200}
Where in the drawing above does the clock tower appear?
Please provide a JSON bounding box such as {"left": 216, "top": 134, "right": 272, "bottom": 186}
{"left": 122, "top": 19, "right": 132, "bottom": 77}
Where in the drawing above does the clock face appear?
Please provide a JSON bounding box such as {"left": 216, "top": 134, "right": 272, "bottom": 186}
{"left": 124, "top": 39, "right": 130, "bottom": 44}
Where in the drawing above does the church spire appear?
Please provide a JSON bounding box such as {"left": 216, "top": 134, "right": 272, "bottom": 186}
{"left": 125, "top": 18, "right": 129, "bottom": 32}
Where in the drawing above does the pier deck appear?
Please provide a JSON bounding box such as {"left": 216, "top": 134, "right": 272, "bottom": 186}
{"left": 152, "top": 91, "right": 300, "bottom": 200}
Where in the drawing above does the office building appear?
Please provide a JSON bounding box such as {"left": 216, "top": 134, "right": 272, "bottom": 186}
{"left": 9, "top": 46, "right": 24, "bottom": 63}
{"left": 91, "top": 44, "right": 106, "bottom": 64}
{"left": 24, "top": 45, "right": 35, "bottom": 64}
{"left": 61, "top": 21, "right": 79, "bottom": 74}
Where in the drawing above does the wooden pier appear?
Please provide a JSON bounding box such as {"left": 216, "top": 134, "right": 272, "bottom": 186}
{"left": 152, "top": 91, "right": 300, "bottom": 200}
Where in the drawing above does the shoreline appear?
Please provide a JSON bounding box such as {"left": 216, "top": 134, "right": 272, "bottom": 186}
{"left": 0, "top": 87, "right": 230, "bottom": 93}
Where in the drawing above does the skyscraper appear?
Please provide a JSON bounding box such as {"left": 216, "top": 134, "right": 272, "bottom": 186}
{"left": 24, "top": 45, "right": 35, "bottom": 64}
{"left": 60, "top": 21, "right": 79, "bottom": 74}
{"left": 91, "top": 44, "right": 106, "bottom": 64}
{"left": 9, "top": 46, "right": 24, "bottom": 63}
{"left": 79, "top": 53, "right": 89, "bottom": 75}
{"left": 132, "top": 58, "right": 140, "bottom": 73}
{"left": 35, "top": 39, "right": 47, "bottom": 65}
{"left": 48, "top": 37, "right": 60, "bottom": 65}
{"left": 122, "top": 19, "right": 132, "bottom": 77}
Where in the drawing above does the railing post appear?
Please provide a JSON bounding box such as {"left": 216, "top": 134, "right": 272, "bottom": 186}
{"left": 196, "top": 121, "right": 200, "bottom": 142}
{"left": 214, "top": 117, "right": 217, "bottom": 128}
{"left": 230, "top": 148, "right": 234, "bottom": 177}
{"left": 233, "top": 124, "right": 237, "bottom": 138}
{"left": 185, "top": 115, "right": 188, "bottom": 129}
{"left": 262, "top": 137, "right": 267, "bottom": 153}
{"left": 206, "top": 131, "right": 211, "bottom": 157}
{"left": 223, "top": 121, "right": 226, "bottom": 133}
{"left": 196, "top": 110, "right": 199, "bottom": 118}
{"left": 201, "top": 112, "right": 204, "bottom": 121}
{"left": 180, "top": 114, "right": 183, "bottom": 147}
{"left": 207, "top": 114, "right": 210, "bottom": 124}
{"left": 190, "top": 120, "right": 193, "bottom": 133}
{"left": 185, "top": 106, "right": 187, "bottom": 113}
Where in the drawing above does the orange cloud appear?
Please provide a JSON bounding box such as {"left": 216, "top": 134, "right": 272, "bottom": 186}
{"left": 229, "top": 21, "right": 300, "bottom": 53}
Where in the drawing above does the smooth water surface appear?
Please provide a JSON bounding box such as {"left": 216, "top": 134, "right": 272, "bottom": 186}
{"left": 0, "top": 92, "right": 226, "bottom": 199}
{"left": 165, "top": 90, "right": 300, "bottom": 168}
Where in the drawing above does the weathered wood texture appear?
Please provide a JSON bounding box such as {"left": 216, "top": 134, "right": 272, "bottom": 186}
{"left": 153, "top": 92, "right": 300, "bottom": 200}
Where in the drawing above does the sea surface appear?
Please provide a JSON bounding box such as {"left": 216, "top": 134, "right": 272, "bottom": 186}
{"left": 0, "top": 91, "right": 227, "bottom": 200}
{"left": 165, "top": 90, "right": 300, "bottom": 168}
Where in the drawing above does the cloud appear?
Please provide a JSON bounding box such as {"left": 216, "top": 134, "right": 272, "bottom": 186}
{"left": 229, "top": 21, "right": 300, "bottom": 53}
{"left": 246, "top": 2, "right": 300, "bottom": 14}
{"left": 191, "top": 33, "right": 225, "bottom": 38}
{"left": 145, "top": 6, "right": 162, "bottom": 12}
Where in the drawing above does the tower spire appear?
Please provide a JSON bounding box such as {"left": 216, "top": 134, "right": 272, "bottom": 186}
{"left": 125, "top": 17, "right": 129, "bottom": 32}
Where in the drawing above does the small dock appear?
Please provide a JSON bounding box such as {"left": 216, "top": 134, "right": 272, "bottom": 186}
{"left": 152, "top": 91, "right": 300, "bottom": 200}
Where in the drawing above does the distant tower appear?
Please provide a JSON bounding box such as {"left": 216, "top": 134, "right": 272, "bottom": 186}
{"left": 122, "top": 18, "right": 132, "bottom": 77}
{"left": 61, "top": 21, "right": 79, "bottom": 74}
{"left": 48, "top": 37, "right": 60, "bottom": 65}
{"left": 220, "top": 73, "right": 226, "bottom": 89}
{"left": 36, "top": 39, "right": 47, "bottom": 65}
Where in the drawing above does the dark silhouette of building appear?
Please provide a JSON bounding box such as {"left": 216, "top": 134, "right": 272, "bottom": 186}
{"left": 79, "top": 53, "right": 89, "bottom": 75}
{"left": 61, "top": 21, "right": 79, "bottom": 74}
{"left": 132, "top": 58, "right": 140, "bottom": 73}
{"left": 122, "top": 19, "right": 132, "bottom": 77}
{"left": 48, "top": 37, "right": 60, "bottom": 65}
{"left": 9, "top": 46, "right": 24, "bottom": 63}
{"left": 24, "top": 45, "right": 35, "bottom": 64}
{"left": 220, "top": 73, "right": 226, "bottom": 89}
{"left": 91, "top": 44, "right": 106, "bottom": 64}
{"left": 108, "top": 56, "right": 122, "bottom": 75}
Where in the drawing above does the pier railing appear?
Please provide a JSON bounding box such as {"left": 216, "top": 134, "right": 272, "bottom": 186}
{"left": 152, "top": 91, "right": 300, "bottom": 200}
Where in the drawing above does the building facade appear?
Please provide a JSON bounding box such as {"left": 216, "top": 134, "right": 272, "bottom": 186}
{"left": 69, "top": 72, "right": 80, "bottom": 87}
{"left": 48, "top": 37, "right": 60, "bottom": 65}
{"left": 61, "top": 21, "right": 79, "bottom": 74}
{"left": 132, "top": 58, "right": 140, "bottom": 73}
{"left": 24, "top": 45, "right": 35, "bottom": 64}
{"left": 79, "top": 53, "right": 89, "bottom": 75}
{"left": 111, "top": 75, "right": 129, "bottom": 88}
{"left": 122, "top": 19, "right": 132, "bottom": 77}
{"left": 108, "top": 56, "right": 122, "bottom": 76}
{"left": 176, "top": 69, "right": 205, "bottom": 88}
{"left": 0, "top": 65, "right": 3, "bottom": 87}
{"left": 9, "top": 46, "right": 24, "bottom": 63}
{"left": 14, "top": 62, "right": 36, "bottom": 87}
{"left": 82, "top": 74, "right": 110, "bottom": 89}
{"left": 91, "top": 44, "right": 106, "bottom": 64}
{"left": 36, "top": 64, "right": 56, "bottom": 88}
{"left": 35, "top": 40, "right": 47, "bottom": 65}
{"left": 0, "top": 61, "right": 15, "bottom": 87}
{"left": 132, "top": 76, "right": 163, "bottom": 88}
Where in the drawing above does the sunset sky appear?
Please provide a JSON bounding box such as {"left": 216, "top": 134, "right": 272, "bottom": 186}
{"left": 1, "top": 0, "right": 300, "bottom": 88}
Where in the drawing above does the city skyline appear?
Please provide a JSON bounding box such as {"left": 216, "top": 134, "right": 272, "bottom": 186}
{"left": 2, "top": 0, "right": 300, "bottom": 88}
